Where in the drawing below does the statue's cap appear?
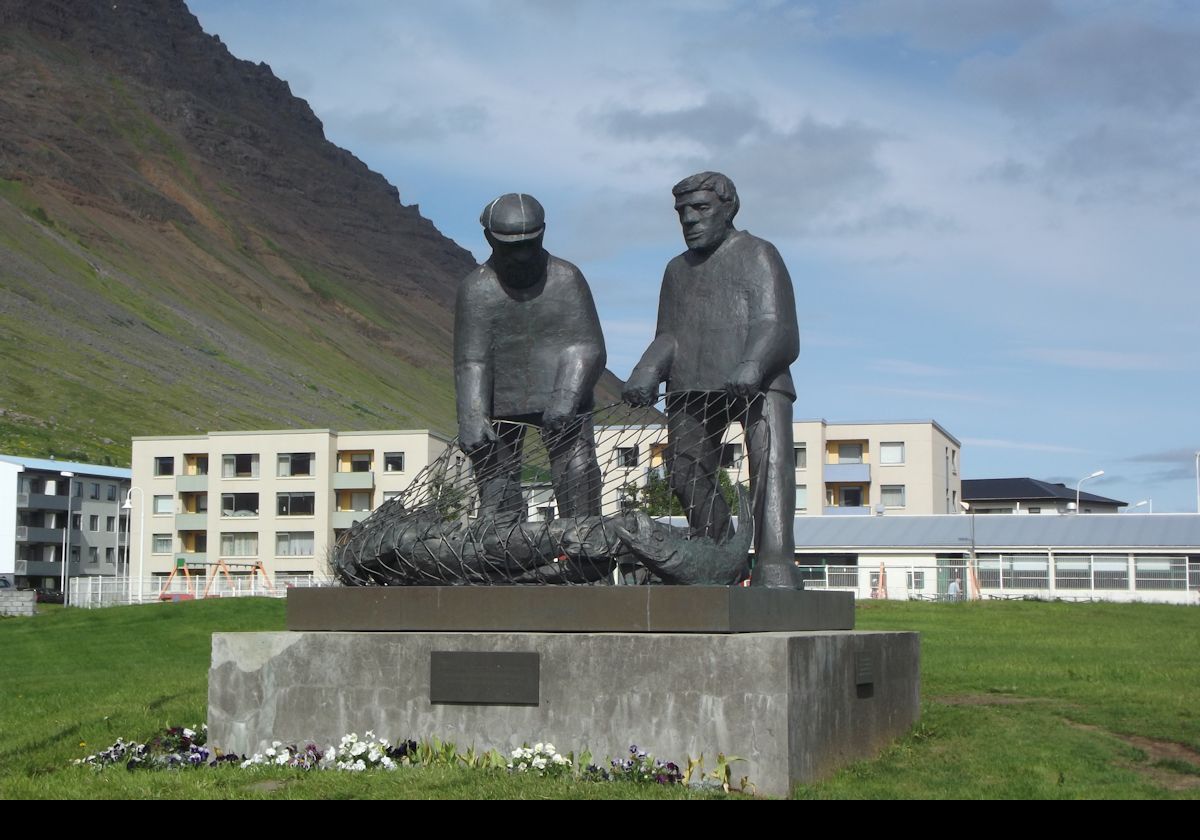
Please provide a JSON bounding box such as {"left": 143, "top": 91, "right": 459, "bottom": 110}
{"left": 480, "top": 193, "right": 545, "bottom": 242}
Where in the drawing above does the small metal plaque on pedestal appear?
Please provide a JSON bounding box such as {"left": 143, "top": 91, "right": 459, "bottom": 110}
{"left": 429, "top": 651, "right": 540, "bottom": 706}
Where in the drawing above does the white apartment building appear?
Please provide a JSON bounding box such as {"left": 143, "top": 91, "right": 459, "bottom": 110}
{"left": 130, "top": 429, "right": 450, "bottom": 583}
{"left": 0, "top": 454, "right": 131, "bottom": 592}
{"left": 596, "top": 419, "right": 962, "bottom": 517}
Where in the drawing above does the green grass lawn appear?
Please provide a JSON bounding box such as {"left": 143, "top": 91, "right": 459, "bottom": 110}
{"left": 1, "top": 598, "right": 1197, "bottom": 799}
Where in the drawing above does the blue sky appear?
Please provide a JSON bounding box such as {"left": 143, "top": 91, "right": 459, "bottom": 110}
{"left": 189, "top": 0, "right": 1200, "bottom": 512}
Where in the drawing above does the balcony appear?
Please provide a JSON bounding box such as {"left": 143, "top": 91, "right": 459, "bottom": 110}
{"left": 16, "top": 559, "right": 62, "bottom": 577}
{"left": 331, "top": 510, "right": 370, "bottom": 529}
{"left": 178, "top": 552, "right": 208, "bottom": 565}
{"left": 176, "top": 474, "right": 208, "bottom": 492}
{"left": 175, "top": 513, "right": 208, "bottom": 530}
{"left": 824, "top": 463, "right": 871, "bottom": 483}
{"left": 17, "top": 493, "right": 69, "bottom": 511}
{"left": 16, "top": 525, "right": 63, "bottom": 543}
{"left": 333, "top": 471, "right": 375, "bottom": 490}
{"left": 823, "top": 506, "right": 872, "bottom": 516}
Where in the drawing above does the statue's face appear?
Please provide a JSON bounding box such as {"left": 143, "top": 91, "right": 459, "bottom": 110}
{"left": 675, "top": 189, "right": 733, "bottom": 253}
{"left": 486, "top": 232, "right": 546, "bottom": 287}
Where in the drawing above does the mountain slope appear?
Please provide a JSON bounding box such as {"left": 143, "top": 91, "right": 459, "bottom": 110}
{"left": 0, "top": 0, "right": 485, "bottom": 463}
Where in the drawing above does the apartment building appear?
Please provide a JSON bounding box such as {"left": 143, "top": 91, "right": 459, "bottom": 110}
{"left": 130, "top": 429, "right": 451, "bottom": 582}
{"left": 596, "top": 419, "right": 962, "bottom": 517}
{"left": 0, "top": 454, "right": 131, "bottom": 592}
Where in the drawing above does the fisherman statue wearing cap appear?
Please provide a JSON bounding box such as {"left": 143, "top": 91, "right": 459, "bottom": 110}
{"left": 455, "top": 193, "right": 606, "bottom": 521}
{"left": 623, "top": 172, "right": 801, "bottom": 589}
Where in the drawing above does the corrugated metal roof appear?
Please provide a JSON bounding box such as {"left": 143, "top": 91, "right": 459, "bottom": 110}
{"left": 0, "top": 454, "right": 131, "bottom": 480}
{"left": 794, "top": 513, "right": 1200, "bottom": 550}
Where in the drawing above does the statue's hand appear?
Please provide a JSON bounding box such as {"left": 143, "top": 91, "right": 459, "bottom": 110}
{"left": 542, "top": 395, "right": 577, "bottom": 434}
{"left": 725, "top": 361, "right": 763, "bottom": 398}
{"left": 458, "top": 416, "right": 497, "bottom": 452}
{"left": 622, "top": 369, "right": 660, "bottom": 407}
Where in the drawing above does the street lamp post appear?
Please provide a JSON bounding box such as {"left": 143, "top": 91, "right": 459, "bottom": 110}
{"left": 1195, "top": 452, "right": 1199, "bottom": 514}
{"left": 1076, "top": 470, "right": 1104, "bottom": 513}
{"left": 123, "top": 487, "right": 144, "bottom": 604}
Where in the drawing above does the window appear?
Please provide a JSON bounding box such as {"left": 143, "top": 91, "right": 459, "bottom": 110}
{"left": 384, "top": 452, "right": 405, "bottom": 473}
{"left": 277, "top": 452, "right": 315, "bottom": 477}
{"left": 794, "top": 444, "right": 807, "bottom": 469}
{"left": 277, "top": 492, "right": 316, "bottom": 516}
{"left": 88, "top": 546, "right": 99, "bottom": 563}
{"left": 275, "top": 531, "right": 315, "bottom": 557}
{"left": 537, "top": 506, "right": 555, "bottom": 521}
{"left": 795, "top": 484, "right": 808, "bottom": 512}
{"left": 71, "top": 513, "right": 81, "bottom": 530}
{"left": 90, "top": 482, "right": 100, "bottom": 499}
{"left": 105, "top": 547, "right": 115, "bottom": 564}
{"left": 907, "top": 571, "right": 925, "bottom": 589}
{"left": 185, "top": 454, "right": 209, "bottom": 476}
{"left": 89, "top": 514, "right": 99, "bottom": 531}
{"left": 182, "top": 492, "right": 208, "bottom": 514}
{"left": 839, "top": 486, "right": 863, "bottom": 507}
{"left": 72, "top": 482, "right": 81, "bottom": 497}
{"left": 837, "top": 443, "right": 863, "bottom": 464}
{"left": 107, "top": 484, "right": 117, "bottom": 501}
{"left": 153, "top": 495, "right": 173, "bottom": 515}
{"left": 1028, "top": 507, "right": 1042, "bottom": 514}
{"left": 222, "top": 453, "right": 259, "bottom": 478}
{"left": 338, "top": 451, "right": 373, "bottom": 473}
{"left": 154, "top": 456, "right": 174, "bottom": 477}
{"left": 106, "top": 516, "right": 116, "bottom": 532}
{"left": 70, "top": 546, "right": 80, "bottom": 564}
{"left": 881, "top": 485, "right": 906, "bottom": 508}
{"left": 617, "top": 446, "right": 639, "bottom": 469}
{"left": 221, "top": 493, "right": 260, "bottom": 517}
{"left": 880, "top": 442, "right": 905, "bottom": 465}
{"left": 152, "top": 534, "right": 172, "bottom": 554}
{"left": 181, "top": 532, "right": 208, "bottom": 553}
{"left": 720, "top": 443, "right": 743, "bottom": 469}
{"left": 220, "top": 532, "right": 258, "bottom": 557}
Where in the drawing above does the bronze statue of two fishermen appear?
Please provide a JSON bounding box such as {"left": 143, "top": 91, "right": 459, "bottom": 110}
{"left": 454, "top": 172, "right": 801, "bottom": 589}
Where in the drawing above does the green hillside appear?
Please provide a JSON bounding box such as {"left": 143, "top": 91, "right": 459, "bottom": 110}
{"left": 0, "top": 1, "right": 476, "bottom": 464}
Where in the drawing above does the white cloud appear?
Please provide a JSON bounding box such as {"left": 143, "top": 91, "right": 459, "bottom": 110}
{"left": 1019, "top": 348, "right": 1180, "bottom": 372}
{"left": 962, "top": 437, "right": 1089, "bottom": 454}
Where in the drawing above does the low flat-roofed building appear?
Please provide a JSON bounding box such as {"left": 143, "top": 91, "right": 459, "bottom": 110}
{"left": 130, "top": 429, "right": 450, "bottom": 585}
{"left": 792, "top": 513, "right": 1200, "bottom": 604}
{"left": 0, "top": 454, "right": 131, "bottom": 593}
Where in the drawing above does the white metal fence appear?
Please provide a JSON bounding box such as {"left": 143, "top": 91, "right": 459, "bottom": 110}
{"left": 64, "top": 555, "right": 1200, "bottom": 608}
{"left": 67, "top": 574, "right": 334, "bottom": 609}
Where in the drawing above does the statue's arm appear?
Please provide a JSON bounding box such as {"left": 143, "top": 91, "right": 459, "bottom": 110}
{"left": 454, "top": 273, "right": 497, "bottom": 449}
{"left": 727, "top": 242, "right": 799, "bottom": 397}
{"left": 622, "top": 268, "right": 676, "bottom": 406}
{"left": 546, "top": 270, "right": 607, "bottom": 430}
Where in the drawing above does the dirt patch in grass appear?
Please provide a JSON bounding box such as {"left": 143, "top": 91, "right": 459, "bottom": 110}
{"left": 1066, "top": 722, "right": 1200, "bottom": 792}
{"left": 934, "top": 694, "right": 1043, "bottom": 706}
{"left": 244, "top": 779, "right": 290, "bottom": 793}
{"left": 936, "top": 695, "right": 1200, "bottom": 792}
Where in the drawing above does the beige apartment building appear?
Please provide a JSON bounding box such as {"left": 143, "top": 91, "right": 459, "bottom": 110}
{"left": 130, "top": 429, "right": 450, "bottom": 583}
{"left": 597, "top": 419, "right": 961, "bottom": 517}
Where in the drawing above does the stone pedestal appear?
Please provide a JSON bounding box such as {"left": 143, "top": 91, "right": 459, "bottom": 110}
{"left": 209, "top": 590, "right": 919, "bottom": 797}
